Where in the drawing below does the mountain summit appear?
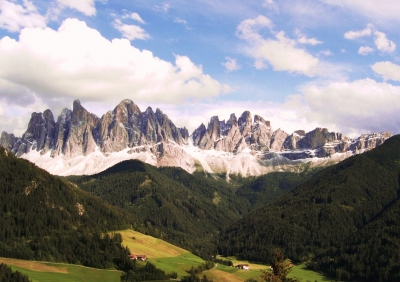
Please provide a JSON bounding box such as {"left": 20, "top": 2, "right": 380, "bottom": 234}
{"left": 0, "top": 99, "right": 392, "bottom": 177}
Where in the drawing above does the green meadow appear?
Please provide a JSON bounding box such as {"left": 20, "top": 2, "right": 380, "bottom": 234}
{"left": 0, "top": 258, "right": 123, "bottom": 282}
{"left": 1, "top": 230, "right": 333, "bottom": 282}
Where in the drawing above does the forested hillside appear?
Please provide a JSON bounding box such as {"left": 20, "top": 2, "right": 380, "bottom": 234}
{"left": 0, "top": 147, "right": 132, "bottom": 268}
{"left": 235, "top": 166, "right": 319, "bottom": 208}
{"left": 218, "top": 135, "right": 400, "bottom": 281}
{"left": 68, "top": 160, "right": 251, "bottom": 258}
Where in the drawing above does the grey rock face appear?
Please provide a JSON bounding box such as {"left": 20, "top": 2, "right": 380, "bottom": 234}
{"left": 191, "top": 112, "right": 392, "bottom": 158}
{"left": 1, "top": 99, "right": 187, "bottom": 158}
{"left": 0, "top": 132, "right": 18, "bottom": 151}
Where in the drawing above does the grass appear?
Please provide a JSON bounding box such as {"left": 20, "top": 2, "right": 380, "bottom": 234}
{"left": 289, "top": 264, "right": 333, "bottom": 282}
{"left": 149, "top": 253, "right": 204, "bottom": 277}
{"left": 115, "top": 229, "right": 190, "bottom": 258}
{"left": 212, "top": 256, "right": 333, "bottom": 282}
{"left": 0, "top": 257, "right": 122, "bottom": 282}
{"left": 116, "top": 229, "right": 205, "bottom": 277}
{"left": 0, "top": 230, "right": 334, "bottom": 282}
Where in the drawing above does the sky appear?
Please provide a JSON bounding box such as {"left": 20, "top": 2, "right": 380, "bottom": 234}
{"left": 1, "top": 0, "right": 400, "bottom": 138}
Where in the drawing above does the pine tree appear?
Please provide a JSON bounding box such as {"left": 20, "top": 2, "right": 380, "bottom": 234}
{"left": 260, "top": 249, "right": 297, "bottom": 282}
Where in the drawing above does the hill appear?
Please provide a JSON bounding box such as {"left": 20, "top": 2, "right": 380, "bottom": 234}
{"left": 217, "top": 135, "right": 400, "bottom": 281}
{"left": 0, "top": 146, "right": 137, "bottom": 268}
{"left": 67, "top": 160, "right": 251, "bottom": 258}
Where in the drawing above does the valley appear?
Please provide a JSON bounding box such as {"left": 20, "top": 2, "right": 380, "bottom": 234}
{"left": 1, "top": 106, "right": 400, "bottom": 281}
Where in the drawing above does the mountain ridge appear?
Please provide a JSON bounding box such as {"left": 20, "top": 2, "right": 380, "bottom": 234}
{"left": 0, "top": 99, "right": 392, "bottom": 177}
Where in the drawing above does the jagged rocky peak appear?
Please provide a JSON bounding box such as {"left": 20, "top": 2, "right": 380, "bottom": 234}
{"left": 192, "top": 111, "right": 276, "bottom": 152}
{"left": 238, "top": 111, "right": 252, "bottom": 136}
{"left": 1, "top": 98, "right": 187, "bottom": 158}
{"left": 253, "top": 114, "right": 271, "bottom": 127}
{"left": 192, "top": 123, "right": 206, "bottom": 146}
{"left": 22, "top": 110, "right": 56, "bottom": 153}
{"left": 99, "top": 99, "right": 143, "bottom": 152}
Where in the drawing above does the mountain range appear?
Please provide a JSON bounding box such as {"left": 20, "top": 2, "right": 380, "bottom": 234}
{"left": 0, "top": 99, "right": 392, "bottom": 177}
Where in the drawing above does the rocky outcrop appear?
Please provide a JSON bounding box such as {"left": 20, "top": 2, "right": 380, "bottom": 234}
{"left": 1, "top": 99, "right": 188, "bottom": 158}
{"left": 191, "top": 112, "right": 392, "bottom": 159}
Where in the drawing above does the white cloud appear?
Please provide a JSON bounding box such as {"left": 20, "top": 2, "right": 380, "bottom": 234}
{"left": 222, "top": 57, "right": 241, "bottom": 72}
{"left": 56, "top": 0, "right": 96, "bottom": 16}
{"left": 374, "top": 31, "right": 396, "bottom": 53}
{"left": 344, "top": 24, "right": 396, "bottom": 53}
{"left": 0, "top": 0, "right": 46, "bottom": 32}
{"left": 298, "top": 78, "right": 400, "bottom": 136}
{"left": 236, "top": 15, "right": 273, "bottom": 42}
{"left": 236, "top": 16, "right": 319, "bottom": 77}
{"left": 112, "top": 19, "right": 150, "bottom": 41}
{"left": 155, "top": 2, "right": 171, "bottom": 13}
{"left": 319, "top": 50, "right": 333, "bottom": 56}
{"left": 358, "top": 46, "right": 374, "bottom": 55}
{"left": 129, "top": 12, "right": 145, "bottom": 24}
{"left": 372, "top": 61, "right": 400, "bottom": 81}
{"left": 295, "top": 29, "right": 323, "bottom": 45}
{"left": 0, "top": 18, "right": 229, "bottom": 117}
{"left": 174, "top": 17, "right": 191, "bottom": 30}
{"left": 344, "top": 24, "right": 374, "bottom": 39}
{"left": 263, "top": 0, "right": 278, "bottom": 11}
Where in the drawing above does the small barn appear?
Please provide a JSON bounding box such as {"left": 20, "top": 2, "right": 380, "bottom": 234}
{"left": 236, "top": 264, "right": 249, "bottom": 270}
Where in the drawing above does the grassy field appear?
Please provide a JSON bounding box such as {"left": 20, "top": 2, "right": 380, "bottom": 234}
{"left": 117, "top": 229, "right": 204, "bottom": 277}
{"left": 0, "top": 257, "right": 122, "bottom": 282}
{"left": 289, "top": 264, "right": 333, "bottom": 282}
{"left": 0, "top": 230, "right": 334, "bottom": 282}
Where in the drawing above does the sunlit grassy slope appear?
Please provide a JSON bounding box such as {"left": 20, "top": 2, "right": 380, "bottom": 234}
{"left": 119, "top": 229, "right": 333, "bottom": 281}
{"left": 0, "top": 257, "right": 122, "bottom": 282}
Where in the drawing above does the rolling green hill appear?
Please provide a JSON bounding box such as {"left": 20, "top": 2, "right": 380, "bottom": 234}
{"left": 218, "top": 135, "right": 400, "bottom": 281}
{"left": 67, "top": 160, "right": 251, "bottom": 258}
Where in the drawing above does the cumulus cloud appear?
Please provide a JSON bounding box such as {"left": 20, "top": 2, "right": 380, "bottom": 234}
{"left": 298, "top": 78, "right": 400, "bottom": 136}
{"left": 129, "top": 12, "right": 145, "bottom": 24}
{"left": 0, "top": 18, "right": 229, "bottom": 119}
{"left": 236, "top": 16, "right": 319, "bottom": 76}
{"left": 222, "top": 57, "right": 241, "bottom": 72}
{"left": 295, "top": 29, "right": 322, "bottom": 45}
{"left": 344, "top": 24, "right": 374, "bottom": 39}
{"left": 56, "top": 0, "right": 96, "bottom": 16}
{"left": 358, "top": 46, "right": 374, "bottom": 55}
{"left": 344, "top": 24, "right": 396, "bottom": 53}
{"left": 374, "top": 31, "right": 396, "bottom": 53}
{"left": 112, "top": 19, "right": 150, "bottom": 40}
{"left": 372, "top": 61, "right": 400, "bottom": 82}
{"left": 0, "top": 0, "right": 46, "bottom": 32}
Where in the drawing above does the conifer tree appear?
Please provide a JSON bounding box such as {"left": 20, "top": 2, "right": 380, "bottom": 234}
{"left": 260, "top": 249, "right": 297, "bottom": 282}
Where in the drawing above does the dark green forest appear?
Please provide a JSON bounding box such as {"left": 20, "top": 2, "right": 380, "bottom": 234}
{"left": 0, "top": 147, "right": 172, "bottom": 281}
{"left": 218, "top": 135, "right": 400, "bottom": 281}
{"left": 67, "top": 160, "right": 249, "bottom": 258}
{"left": 67, "top": 159, "right": 313, "bottom": 259}
{"left": 0, "top": 263, "right": 31, "bottom": 282}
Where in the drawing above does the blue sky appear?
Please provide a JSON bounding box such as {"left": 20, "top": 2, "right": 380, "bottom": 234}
{"left": 1, "top": 0, "right": 400, "bottom": 138}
